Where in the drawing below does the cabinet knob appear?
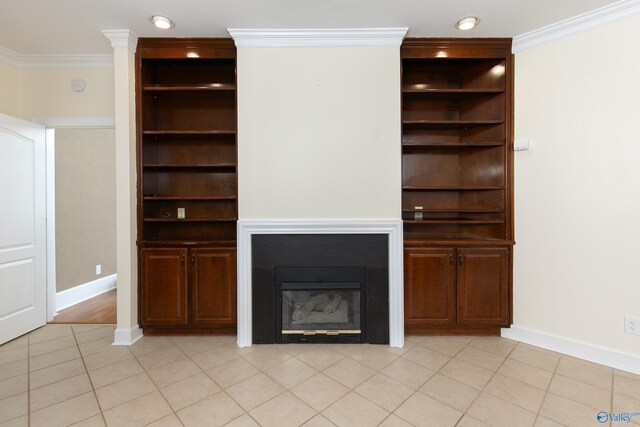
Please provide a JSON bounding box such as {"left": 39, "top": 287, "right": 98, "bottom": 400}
{"left": 191, "top": 255, "right": 195, "bottom": 265}
{"left": 450, "top": 255, "right": 454, "bottom": 267}
{"left": 181, "top": 255, "right": 184, "bottom": 265}
{"left": 459, "top": 255, "right": 463, "bottom": 266}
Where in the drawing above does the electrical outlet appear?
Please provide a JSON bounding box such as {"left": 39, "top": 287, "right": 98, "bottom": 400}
{"left": 96, "top": 265, "right": 102, "bottom": 275}
{"left": 625, "top": 316, "right": 640, "bottom": 336}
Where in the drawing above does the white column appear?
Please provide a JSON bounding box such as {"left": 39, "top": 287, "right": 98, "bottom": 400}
{"left": 102, "top": 30, "right": 141, "bottom": 345}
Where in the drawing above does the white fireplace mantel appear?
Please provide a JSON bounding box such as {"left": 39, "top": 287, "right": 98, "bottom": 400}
{"left": 237, "top": 219, "right": 404, "bottom": 348}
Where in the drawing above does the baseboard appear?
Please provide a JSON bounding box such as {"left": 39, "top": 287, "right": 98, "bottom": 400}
{"left": 113, "top": 326, "right": 143, "bottom": 346}
{"left": 502, "top": 325, "right": 640, "bottom": 375}
{"left": 55, "top": 274, "right": 117, "bottom": 312}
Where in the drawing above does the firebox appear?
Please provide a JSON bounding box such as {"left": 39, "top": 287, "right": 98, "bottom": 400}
{"left": 276, "top": 267, "right": 366, "bottom": 343}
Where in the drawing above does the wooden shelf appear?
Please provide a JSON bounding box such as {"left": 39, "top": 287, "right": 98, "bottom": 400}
{"left": 143, "top": 196, "right": 237, "bottom": 201}
{"left": 403, "top": 142, "right": 504, "bottom": 148}
{"left": 402, "top": 120, "right": 503, "bottom": 128}
{"left": 139, "top": 239, "right": 237, "bottom": 246}
{"left": 404, "top": 219, "right": 504, "bottom": 225}
{"left": 143, "top": 130, "right": 236, "bottom": 136}
{"left": 143, "top": 163, "right": 236, "bottom": 170}
{"left": 403, "top": 237, "right": 515, "bottom": 247}
{"left": 403, "top": 186, "right": 504, "bottom": 191}
{"left": 402, "top": 87, "right": 504, "bottom": 94}
{"left": 143, "top": 83, "right": 235, "bottom": 91}
{"left": 403, "top": 208, "right": 504, "bottom": 213}
{"left": 144, "top": 218, "right": 237, "bottom": 222}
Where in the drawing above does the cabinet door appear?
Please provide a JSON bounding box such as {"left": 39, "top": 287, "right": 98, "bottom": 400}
{"left": 457, "top": 247, "right": 509, "bottom": 325}
{"left": 191, "top": 248, "right": 237, "bottom": 326}
{"left": 140, "top": 248, "right": 188, "bottom": 326}
{"left": 404, "top": 247, "right": 456, "bottom": 326}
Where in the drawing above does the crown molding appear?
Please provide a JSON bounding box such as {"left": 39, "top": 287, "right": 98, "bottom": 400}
{"left": 227, "top": 28, "right": 408, "bottom": 47}
{"left": 102, "top": 29, "right": 138, "bottom": 51}
{"left": 0, "top": 45, "right": 112, "bottom": 69}
{"left": 32, "top": 117, "right": 115, "bottom": 128}
{"left": 513, "top": 0, "right": 640, "bottom": 53}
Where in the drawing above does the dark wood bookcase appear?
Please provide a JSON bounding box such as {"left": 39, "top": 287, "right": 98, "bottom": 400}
{"left": 136, "top": 39, "right": 237, "bottom": 335}
{"left": 401, "top": 39, "right": 514, "bottom": 335}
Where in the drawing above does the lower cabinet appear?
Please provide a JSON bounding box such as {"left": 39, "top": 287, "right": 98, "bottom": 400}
{"left": 139, "top": 247, "right": 236, "bottom": 333}
{"left": 191, "top": 248, "right": 237, "bottom": 327}
{"left": 404, "top": 246, "right": 510, "bottom": 332}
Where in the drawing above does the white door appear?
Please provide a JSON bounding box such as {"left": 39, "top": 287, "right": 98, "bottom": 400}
{"left": 0, "top": 113, "right": 46, "bottom": 344}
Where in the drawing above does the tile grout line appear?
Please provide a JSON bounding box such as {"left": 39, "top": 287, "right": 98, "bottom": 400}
{"left": 531, "top": 341, "right": 562, "bottom": 426}
{"left": 610, "top": 369, "right": 615, "bottom": 427}
{"left": 386, "top": 338, "right": 473, "bottom": 427}
{"left": 450, "top": 337, "right": 520, "bottom": 427}
{"left": 22, "top": 325, "right": 107, "bottom": 426}
{"left": 235, "top": 346, "right": 317, "bottom": 425}
{"left": 149, "top": 338, "right": 249, "bottom": 426}
{"left": 540, "top": 357, "right": 617, "bottom": 425}
{"left": 131, "top": 338, "right": 189, "bottom": 427}
{"left": 71, "top": 325, "right": 109, "bottom": 427}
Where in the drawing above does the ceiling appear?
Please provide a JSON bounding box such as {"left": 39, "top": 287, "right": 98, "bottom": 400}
{"left": 0, "top": 0, "right": 620, "bottom": 55}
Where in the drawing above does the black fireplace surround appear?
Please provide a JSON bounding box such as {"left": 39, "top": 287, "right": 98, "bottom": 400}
{"left": 252, "top": 234, "right": 389, "bottom": 344}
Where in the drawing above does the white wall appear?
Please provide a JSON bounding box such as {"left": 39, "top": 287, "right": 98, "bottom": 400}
{"left": 514, "top": 14, "right": 640, "bottom": 357}
{"left": 237, "top": 47, "right": 401, "bottom": 219}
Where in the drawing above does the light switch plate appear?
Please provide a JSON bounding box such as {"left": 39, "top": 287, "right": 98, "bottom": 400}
{"left": 177, "top": 208, "right": 185, "bottom": 219}
{"left": 514, "top": 139, "right": 530, "bottom": 151}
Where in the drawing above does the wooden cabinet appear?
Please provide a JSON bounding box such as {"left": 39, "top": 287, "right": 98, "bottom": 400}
{"left": 404, "top": 248, "right": 456, "bottom": 326}
{"left": 140, "top": 248, "right": 189, "bottom": 326}
{"left": 401, "top": 39, "right": 514, "bottom": 334}
{"left": 192, "top": 248, "right": 236, "bottom": 326}
{"left": 405, "top": 246, "right": 510, "bottom": 333}
{"left": 457, "top": 248, "right": 509, "bottom": 326}
{"left": 136, "top": 39, "right": 238, "bottom": 335}
{"left": 139, "top": 247, "right": 236, "bottom": 332}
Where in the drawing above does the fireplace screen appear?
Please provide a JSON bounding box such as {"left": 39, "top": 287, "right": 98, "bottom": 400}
{"left": 281, "top": 288, "right": 361, "bottom": 335}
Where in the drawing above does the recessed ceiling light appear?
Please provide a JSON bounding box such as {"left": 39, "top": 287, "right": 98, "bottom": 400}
{"left": 151, "top": 15, "right": 174, "bottom": 30}
{"left": 456, "top": 16, "right": 479, "bottom": 31}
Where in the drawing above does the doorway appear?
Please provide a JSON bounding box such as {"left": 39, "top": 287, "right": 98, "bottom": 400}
{"left": 47, "top": 127, "right": 117, "bottom": 324}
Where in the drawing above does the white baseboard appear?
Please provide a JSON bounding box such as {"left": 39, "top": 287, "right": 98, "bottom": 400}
{"left": 502, "top": 325, "right": 640, "bottom": 375}
{"left": 112, "top": 326, "right": 143, "bottom": 346}
{"left": 55, "top": 274, "right": 117, "bottom": 312}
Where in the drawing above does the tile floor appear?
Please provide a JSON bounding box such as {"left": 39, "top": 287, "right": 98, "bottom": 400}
{"left": 0, "top": 324, "right": 639, "bottom": 427}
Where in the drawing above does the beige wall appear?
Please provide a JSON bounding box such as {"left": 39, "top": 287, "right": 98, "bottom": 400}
{"left": 514, "top": 15, "right": 640, "bottom": 356}
{"left": 0, "top": 62, "right": 23, "bottom": 118}
{"left": 237, "top": 47, "right": 401, "bottom": 219}
{"left": 21, "top": 68, "right": 114, "bottom": 119}
{"left": 0, "top": 63, "right": 114, "bottom": 120}
{"left": 55, "top": 128, "right": 116, "bottom": 292}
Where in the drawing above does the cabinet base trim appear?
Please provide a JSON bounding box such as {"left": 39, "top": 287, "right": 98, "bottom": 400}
{"left": 501, "top": 325, "right": 640, "bottom": 376}
{"left": 113, "top": 326, "right": 143, "bottom": 346}
{"left": 142, "top": 326, "right": 236, "bottom": 335}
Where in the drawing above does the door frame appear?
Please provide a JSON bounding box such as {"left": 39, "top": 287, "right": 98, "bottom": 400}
{"left": 34, "top": 117, "right": 115, "bottom": 321}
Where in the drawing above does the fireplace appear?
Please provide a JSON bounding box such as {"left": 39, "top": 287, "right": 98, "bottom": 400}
{"left": 236, "top": 220, "right": 405, "bottom": 348}
{"left": 276, "top": 267, "right": 366, "bottom": 343}
{"left": 251, "top": 234, "right": 389, "bottom": 344}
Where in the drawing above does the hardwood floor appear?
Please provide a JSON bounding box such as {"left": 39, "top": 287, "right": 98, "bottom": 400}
{"left": 50, "top": 289, "right": 116, "bottom": 324}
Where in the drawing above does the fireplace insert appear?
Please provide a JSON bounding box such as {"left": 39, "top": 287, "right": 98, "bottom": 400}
{"left": 275, "top": 267, "right": 366, "bottom": 343}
